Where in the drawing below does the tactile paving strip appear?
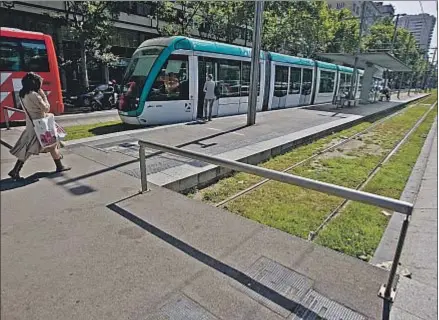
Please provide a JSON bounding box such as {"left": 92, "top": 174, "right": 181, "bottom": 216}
{"left": 232, "top": 256, "right": 314, "bottom": 317}
{"left": 291, "top": 290, "right": 366, "bottom": 320}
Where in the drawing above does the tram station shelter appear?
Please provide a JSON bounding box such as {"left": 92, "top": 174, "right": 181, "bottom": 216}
{"left": 318, "top": 52, "right": 412, "bottom": 102}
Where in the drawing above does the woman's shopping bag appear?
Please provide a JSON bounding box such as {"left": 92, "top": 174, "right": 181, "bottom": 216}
{"left": 55, "top": 122, "right": 67, "bottom": 141}
{"left": 33, "top": 114, "right": 58, "bottom": 148}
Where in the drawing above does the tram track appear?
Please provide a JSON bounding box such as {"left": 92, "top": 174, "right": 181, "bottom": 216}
{"left": 308, "top": 100, "right": 437, "bottom": 242}
{"left": 214, "top": 97, "right": 431, "bottom": 209}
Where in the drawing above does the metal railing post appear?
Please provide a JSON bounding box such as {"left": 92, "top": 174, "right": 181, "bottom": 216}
{"left": 139, "top": 145, "right": 148, "bottom": 193}
{"left": 378, "top": 213, "right": 411, "bottom": 302}
{"left": 4, "top": 108, "right": 10, "bottom": 130}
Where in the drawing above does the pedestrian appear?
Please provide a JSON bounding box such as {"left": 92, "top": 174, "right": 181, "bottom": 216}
{"left": 203, "top": 74, "right": 216, "bottom": 121}
{"left": 8, "top": 72, "right": 71, "bottom": 180}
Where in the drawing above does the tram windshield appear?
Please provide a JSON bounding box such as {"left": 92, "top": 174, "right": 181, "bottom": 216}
{"left": 119, "top": 46, "right": 163, "bottom": 111}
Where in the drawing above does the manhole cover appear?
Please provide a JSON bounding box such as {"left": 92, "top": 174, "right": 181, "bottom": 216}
{"left": 147, "top": 295, "right": 218, "bottom": 320}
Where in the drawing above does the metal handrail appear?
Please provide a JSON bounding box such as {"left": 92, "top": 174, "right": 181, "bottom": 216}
{"left": 138, "top": 139, "right": 414, "bottom": 302}
{"left": 2, "top": 106, "right": 25, "bottom": 130}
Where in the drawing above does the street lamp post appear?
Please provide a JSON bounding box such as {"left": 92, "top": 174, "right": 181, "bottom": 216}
{"left": 348, "top": 1, "right": 366, "bottom": 102}
{"left": 386, "top": 13, "right": 406, "bottom": 88}
{"left": 247, "top": 1, "right": 264, "bottom": 126}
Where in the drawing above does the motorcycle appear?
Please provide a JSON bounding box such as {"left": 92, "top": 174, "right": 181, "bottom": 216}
{"left": 77, "top": 83, "right": 119, "bottom": 111}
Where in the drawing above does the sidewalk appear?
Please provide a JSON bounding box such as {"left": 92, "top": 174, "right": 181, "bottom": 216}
{"left": 1, "top": 139, "right": 387, "bottom": 320}
{"left": 390, "top": 118, "right": 438, "bottom": 320}
{"left": 63, "top": 93, "right": 427, "bottom": 194}
{"left": 0, "top": 93, "right": 431, "bottom": 320}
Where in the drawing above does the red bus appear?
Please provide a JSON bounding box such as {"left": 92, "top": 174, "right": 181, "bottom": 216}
{"left": 0, "top": 27, "right": 64, "bottom": 124}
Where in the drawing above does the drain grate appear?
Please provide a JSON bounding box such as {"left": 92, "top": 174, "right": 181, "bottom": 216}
{"left": 291, "top": 290, "right": 366, "bottom": 320}
{"left": 233, "top": 257, "right": 313, "bottom": 317}
{"left": 147, "top": 295, "right": 219, "bottom": 320}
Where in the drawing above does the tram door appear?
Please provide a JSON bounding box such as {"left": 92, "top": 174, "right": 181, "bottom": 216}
{"left": 197, "top": 57, "right": 216, "bottom": 119}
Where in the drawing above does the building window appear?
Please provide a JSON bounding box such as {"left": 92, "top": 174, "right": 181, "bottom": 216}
{"left": 319, "top": 70, "right": 335, "bottom": 93}
{"left": 149, "top": 54, "right": 189, "bottom": 101}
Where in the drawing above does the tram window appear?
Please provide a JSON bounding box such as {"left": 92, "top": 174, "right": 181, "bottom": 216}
{"left": 288, "top": 67, "right": 301, "bottom": 94}
{"left": 148, "top": 54, "right": 189, "bottom": 101}
{"left": 274, "top": 65, "right": 288, "bottom": 97}
{"left": 319, "top": 70, "right": 335, "bottom": 93}
{"left": 301, "top": 69, "right": 313, "bottom": 95}
{"left": 240, "top": 61, "right": 261, "bottom": 97}
{"left": 218, "top": 59, "right": 240, "bottom": 98}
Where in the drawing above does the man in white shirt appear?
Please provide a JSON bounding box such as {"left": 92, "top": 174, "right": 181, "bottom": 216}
{"left": 203, "top": 74, "right": 216, "bottom": 121}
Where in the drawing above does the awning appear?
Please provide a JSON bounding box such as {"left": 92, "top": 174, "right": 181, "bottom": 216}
{"left": 317, "top": 52, "right": 412, "bottom": 72}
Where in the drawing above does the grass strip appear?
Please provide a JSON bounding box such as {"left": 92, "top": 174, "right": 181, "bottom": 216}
{"left": 190, "top": 95, "right": 436, "bottom": 255}
{"left": 315, "top": 106, "right": 437, "bottom": 260}
{"left": 192, "top": 94, "right": 433, "bottom": 205}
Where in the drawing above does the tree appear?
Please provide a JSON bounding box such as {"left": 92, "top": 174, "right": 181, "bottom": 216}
{"left": 326, "top": 9, "right": 360, "bottom": 54}
{"left": 197, "top": 1, "right": 253, "bottom": 45}
{"left": 155, "top": 1, "right": 203, "bottom": 37}
{"left": 261, "top": 2, "right": 336, "bottom": 58}
{"left": 54, "top": 1, "right": 127, "bottom": 89}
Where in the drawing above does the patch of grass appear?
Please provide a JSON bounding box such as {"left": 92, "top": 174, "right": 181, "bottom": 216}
{"left": 315, "top": 106, "right": 438, "bottom": 259}
{"left": 191, "top": 94, "right": 436, "bottom": 255}
{"left": 199, "top": 122, "right": 372, "bottom": 204}
{"left": 196, "top": 95, "right": 433, "bottom": 204}
{"left": 64, "top": 120, "right": 137, "bottom": 141}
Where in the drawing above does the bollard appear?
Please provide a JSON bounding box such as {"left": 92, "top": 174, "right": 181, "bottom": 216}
{"left": 139, "top": 145, "right": 148, "bottom": 193}
{"left": 378, "top": 214, "right": 411, "bottom": 302}
{"left": 4, "top": 109, "right": 10, "bottom": 130}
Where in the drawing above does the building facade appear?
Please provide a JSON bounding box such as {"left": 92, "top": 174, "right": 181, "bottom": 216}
{"left": 397, "top": 14, "right": 436, "bottom": 53}
{"left": 327, "top": 1, "right": 383, "bottom": 32}
{"left": 374, "top": 2, "right": 395, "bottom": 18}
{"left": 0, "top": 1, "right": 252, "bottom": 92}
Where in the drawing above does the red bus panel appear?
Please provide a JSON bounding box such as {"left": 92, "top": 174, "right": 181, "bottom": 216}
{"left": 0, "top": 28, "right": 64, "bottom": 124}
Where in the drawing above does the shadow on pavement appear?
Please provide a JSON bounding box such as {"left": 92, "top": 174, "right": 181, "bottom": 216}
{"left": 0, "top": 171, "right": 51, "bottom": 191}
{"left": 58, "top": 124, "right": 247, "bottom": 187}
{"left": 89, "top": 123, "right": 138, "bottom": 136}
{"left": 107, "top": 202, "right": 321, "bottom": 318}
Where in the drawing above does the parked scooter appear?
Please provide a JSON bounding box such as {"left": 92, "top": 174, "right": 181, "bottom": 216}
{"left": 77, "top": 81, "right": 119, "bottom": 111}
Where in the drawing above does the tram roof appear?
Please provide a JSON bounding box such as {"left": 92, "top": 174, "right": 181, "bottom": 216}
{"left": 316, "top": 61, "right": 338, "bottom": 71}
{"left": 139, "top": 36, "right": 265, "bottom": 59}
{"left": 268, "top": 52, "right": 315, "bottom": 67}
{"left": 338, "top": 65, "right": 354, "bottom": 73}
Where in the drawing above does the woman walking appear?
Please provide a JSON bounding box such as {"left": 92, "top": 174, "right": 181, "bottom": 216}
{"left": 8, "top": 72, "right": 71, "bottom": 180}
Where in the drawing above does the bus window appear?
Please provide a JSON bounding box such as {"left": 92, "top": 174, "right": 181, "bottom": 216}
{"left": 0, "top": 39, "right": 21, "bottom": 71}
{"left": 0, "top": 38, "right": 49, "bottom": 72}
{"left": 22, "top": 40, "right": 49, "bottom": 72}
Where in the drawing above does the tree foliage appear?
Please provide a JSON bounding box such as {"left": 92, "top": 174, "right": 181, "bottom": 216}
{"left": 53, "top": 1, "right": 127, "bottom": 88}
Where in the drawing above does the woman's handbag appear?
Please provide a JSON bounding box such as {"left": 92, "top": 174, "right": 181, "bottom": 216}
{"left": 20, "top": 97, "right": 62, "bottom": 148}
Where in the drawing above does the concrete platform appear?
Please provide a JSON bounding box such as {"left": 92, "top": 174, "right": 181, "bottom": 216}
{"left": 1, "top": 146, "right": 388, "bottom": 319}
{"left": 64, "top": 93, "right": 428, "bottom": 193}
{"left": 0, "top": 92, "right": 433, "bottom": 320}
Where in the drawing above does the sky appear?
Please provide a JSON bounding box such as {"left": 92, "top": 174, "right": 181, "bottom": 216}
{"left": 383, "top": 1, "right": 438, "bottom": 61}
